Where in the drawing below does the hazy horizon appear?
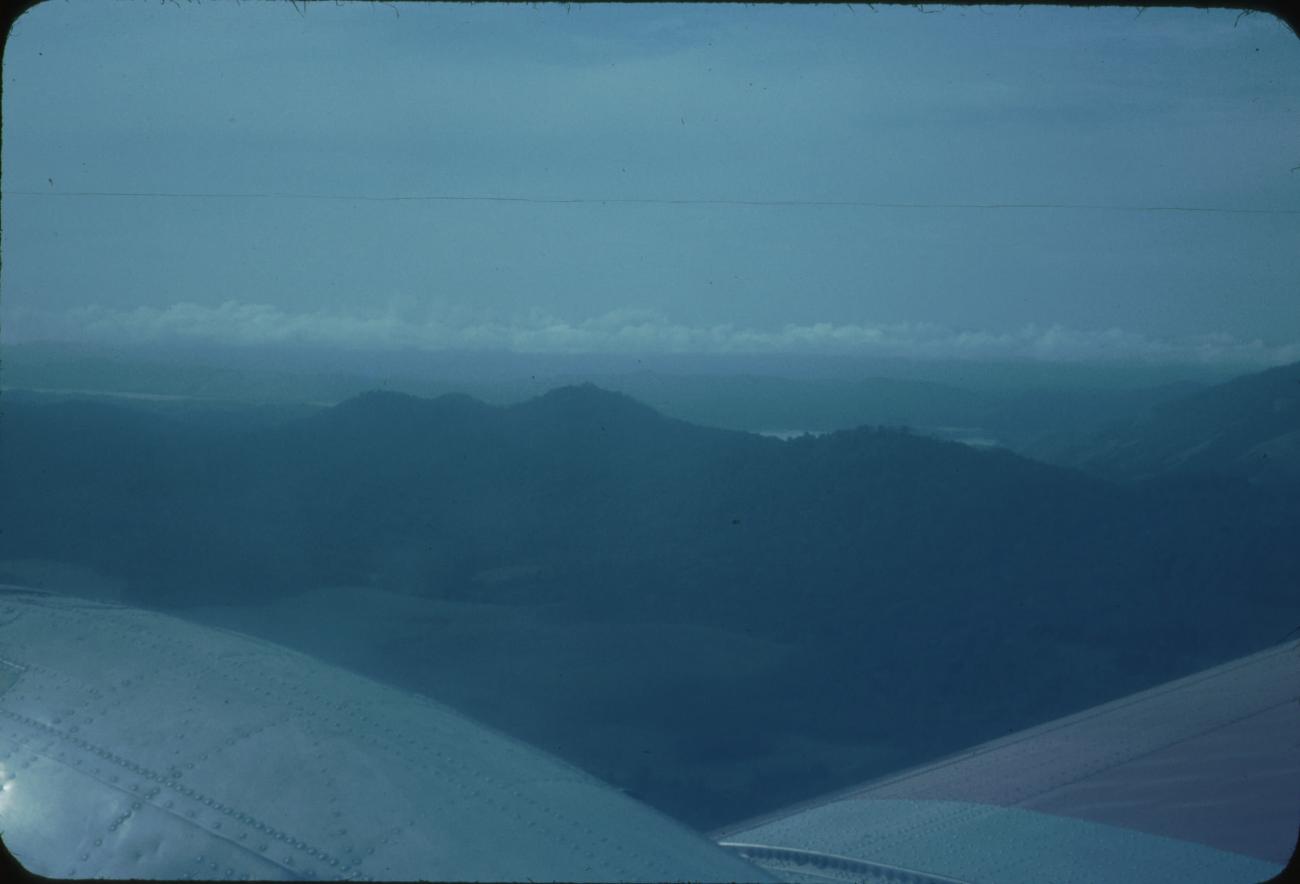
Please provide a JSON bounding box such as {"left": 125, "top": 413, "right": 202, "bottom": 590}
{"left": 3, "top": 3, "right": 1299, "bottom": 369}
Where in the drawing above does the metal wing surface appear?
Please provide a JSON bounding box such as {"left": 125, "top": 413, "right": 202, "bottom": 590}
{"left": 715, "top": 641, "right": 1299, "bottom": 884}
{"left": 0, "top": 587, "right": 769, "bottom": 882}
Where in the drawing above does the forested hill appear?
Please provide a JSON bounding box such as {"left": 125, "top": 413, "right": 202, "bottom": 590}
{"left": 1045, "top": 359, "right": 1300, "bottom": 483}
{"left": 1, "top": 384, "right": 1296, "bottom": 828}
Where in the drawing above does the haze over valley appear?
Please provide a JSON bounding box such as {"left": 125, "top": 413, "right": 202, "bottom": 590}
{"left": 3, "top": 358, "right": 1298, "bottom": 828}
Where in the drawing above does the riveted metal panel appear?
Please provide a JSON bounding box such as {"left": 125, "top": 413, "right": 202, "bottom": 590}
{"left": 0, "top": 589, "right": 770, "bottom": 882}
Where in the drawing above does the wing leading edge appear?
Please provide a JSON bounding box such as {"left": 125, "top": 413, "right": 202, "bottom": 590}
{"left": 716, "top": 641, "right": 1299, "bottom": 884}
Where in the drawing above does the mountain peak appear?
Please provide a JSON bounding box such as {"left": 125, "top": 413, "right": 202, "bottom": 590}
{"left": 515, "top": 384, "right": 663, "bottom": 424}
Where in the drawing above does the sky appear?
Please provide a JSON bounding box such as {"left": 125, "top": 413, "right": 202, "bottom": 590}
{"left": 2, "top": 1, "right": 1299, "bottom": 366}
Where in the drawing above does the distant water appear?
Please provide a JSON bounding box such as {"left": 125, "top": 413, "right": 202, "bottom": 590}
{"left": 957, "top": 437, "right": 1002, "bottom": 448}
{"left": 758, "top": 427, "right": 1002, "bottom": 448}
{"left": 756, "top": 429, "right": 829, "bottom": 440}
{"left": 10, "top": 386, "right": 205, "bottom": 402}
{"left": 923, "top": 426, "right": 1004, "bottom": 448}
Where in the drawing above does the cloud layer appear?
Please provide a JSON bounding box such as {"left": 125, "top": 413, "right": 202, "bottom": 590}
{"left": 7, "top": 300, "right": 1298, "bottom": 367}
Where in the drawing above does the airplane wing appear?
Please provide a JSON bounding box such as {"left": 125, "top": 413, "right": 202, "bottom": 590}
{"left": 0, "top": 587, "right": 769, "bottom": 881}
{"left": 2, "top": 584, "right": 1295, "bottom": 883}
{"left": 714, "top": 640, "right": 1299, "bottom": 884}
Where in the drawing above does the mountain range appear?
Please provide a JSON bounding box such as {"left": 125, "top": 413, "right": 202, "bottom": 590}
{"left": 1040, "top": 360, "right": 1300, "bottom": 483}
{"left": 1, "top": 365, "right": 1296, "bottom": 829}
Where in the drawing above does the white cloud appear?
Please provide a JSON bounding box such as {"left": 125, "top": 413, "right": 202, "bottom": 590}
{"left": 5, "top": 300, "right": 1299, "bottom": 367}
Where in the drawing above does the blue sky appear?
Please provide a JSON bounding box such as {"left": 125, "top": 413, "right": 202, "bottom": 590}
{"left": 2, "top": 1, "right": 1298, "bottom": 364}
